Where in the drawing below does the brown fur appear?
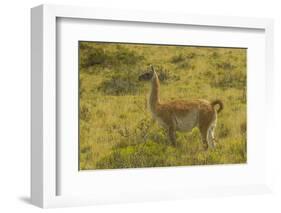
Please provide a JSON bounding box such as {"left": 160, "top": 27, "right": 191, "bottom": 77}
{"left": 148, "top": 66, "right": 223, "bottom": 149}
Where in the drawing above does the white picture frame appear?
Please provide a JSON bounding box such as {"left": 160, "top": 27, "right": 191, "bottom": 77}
{"left": 31, "top": 4, "right": 274, "bottom": 208}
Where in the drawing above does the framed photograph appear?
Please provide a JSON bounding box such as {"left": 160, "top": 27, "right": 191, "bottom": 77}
{"left": 31, "top": 4, "right": 274, "bottom": 208}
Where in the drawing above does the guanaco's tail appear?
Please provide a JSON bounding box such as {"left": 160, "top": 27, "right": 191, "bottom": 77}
{"left": 211, "top": 99, "right": 223, "bottom": 113}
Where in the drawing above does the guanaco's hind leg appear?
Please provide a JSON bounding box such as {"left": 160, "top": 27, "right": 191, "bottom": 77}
{"left": 207, "top": 113, "right": 217, "bottom": 148}
{"left": 199, "top": 110, "right": 216, "bottom": 150}
{"left": 207, "top": 124, "right": 216, "bottom": 148}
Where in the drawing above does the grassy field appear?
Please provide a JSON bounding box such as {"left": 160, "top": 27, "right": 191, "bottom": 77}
{"left": 79, "top": 41, "right": 247, "bottom": 170}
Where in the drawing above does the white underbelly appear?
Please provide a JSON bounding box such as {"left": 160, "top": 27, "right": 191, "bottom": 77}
{"left": 174, "top": 111, "right": 198, "bottom": 131}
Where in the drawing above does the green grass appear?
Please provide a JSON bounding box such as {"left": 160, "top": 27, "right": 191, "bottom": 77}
{"left": 79, "top": 42, "right": 247, "bottom": 170}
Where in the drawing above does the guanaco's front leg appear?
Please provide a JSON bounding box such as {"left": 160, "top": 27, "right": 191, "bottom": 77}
{"left": 168, "top": 126, "right": 176, "bottom": 146}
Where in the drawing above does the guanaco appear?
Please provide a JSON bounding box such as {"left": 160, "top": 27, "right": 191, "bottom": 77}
{"left": 148, "top": 65, "right": 223, "bottom": 149}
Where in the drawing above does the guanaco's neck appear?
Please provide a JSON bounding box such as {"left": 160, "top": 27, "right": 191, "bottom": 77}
{"left": 149, "top": 72, "right": 160, "bottom": 112}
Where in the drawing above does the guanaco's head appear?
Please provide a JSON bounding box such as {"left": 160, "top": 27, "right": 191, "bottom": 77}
{"left": 150, "top": 65, "right": 158, "bottom": 80}
{"left": 150, "top": 65, "right": 160, "bottom": 90}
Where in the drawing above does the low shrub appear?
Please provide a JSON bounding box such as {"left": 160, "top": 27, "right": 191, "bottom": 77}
{"left": 79, "top": 43, "right": 144, "bottom": 69}
{"left": 171, "top": 53, "right": 185, "bottom": 64}
{"left": 80, "top": 46, "right": 110, "bottom": 68}
{"left": 210, "top": 69, "right": 246, "bottom": 89}
{"left": 99, "top": 74, "right": 140, "bottom": 95}
{"left": 114, "top": 45, "right": 144, "bottom": 66}
{"left": 95, "top": 140, "right": 177, "bottom": 169}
